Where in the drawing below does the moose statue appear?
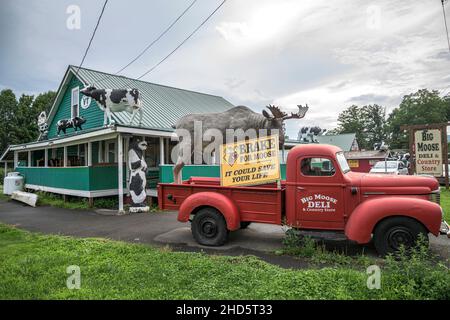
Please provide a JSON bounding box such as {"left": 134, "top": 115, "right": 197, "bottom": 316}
{"left": 172, "top": 104, "right": 308, "bottom": 184}
{"left": 80, "top": 86, "right": 143, "bottom": 127}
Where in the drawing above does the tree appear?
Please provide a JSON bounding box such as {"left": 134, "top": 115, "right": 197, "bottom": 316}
{"left": 9, "top": 94, "right": 35, "bottom": 145}
{"left": 0, "top": 89, "right": 18, "bottom": 153}
{"left": 362, "top": 104, "right": 386, "bottom": 149}
{"left": 0, "top": 89, "right": 55, "bottom": 154}
{"left": 32, "top": 91, "right": 56, "bottom": 115}
{"left": 387, "top": 89, "right": 448, "bottom": 149}
{"left": 335, "top": 105, "right": 366, "bottom": 147}
{"left": 332, "top": 104, "right": 386, "bottom": 150}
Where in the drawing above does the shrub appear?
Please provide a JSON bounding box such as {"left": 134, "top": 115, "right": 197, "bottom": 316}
{"left": 382, "top": 235, "right": 450, "bottom": 300}
{"left": 281, "top": 228, "right": 373, "bottom": 267}
{"left": 93, "top": 197, "right": 118, "bottom": 210}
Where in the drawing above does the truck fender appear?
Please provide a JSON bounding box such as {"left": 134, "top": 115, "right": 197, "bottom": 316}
{"left": 177, "top": 192, "right": 240, "bottom": 231}
{"left": 345, "top": 197, "right": 442, "bottom": 244}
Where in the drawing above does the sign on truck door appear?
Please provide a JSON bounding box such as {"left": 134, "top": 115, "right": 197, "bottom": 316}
{"left": 295, "top": 156, "right": 345, "bottom": 228}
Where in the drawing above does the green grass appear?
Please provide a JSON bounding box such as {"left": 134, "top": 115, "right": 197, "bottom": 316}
{"left": 0, "top": 190, "right": 8, "bottom": 201}
{"left": 36, "top": 192, "right": 92, "bottom": 210}
{"left": 0, "top": 224, "right": 448, "bottom": 299}
{"left": 277, "top": 230, "right": 377, "bottom": 268}
{"left": 440, "top": 187, "right": 450, "bottom": 222}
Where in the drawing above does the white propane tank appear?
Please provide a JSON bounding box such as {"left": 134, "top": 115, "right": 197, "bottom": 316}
{"left": 3, "top": 172, "right": 24, "bottom": 195}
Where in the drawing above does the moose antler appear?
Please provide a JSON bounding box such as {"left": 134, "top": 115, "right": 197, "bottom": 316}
{"left": 283, "top": 104, "right": 309, "bottom": 120}
{"left": 266, "top": 105, "right": 287, "bottom": 119}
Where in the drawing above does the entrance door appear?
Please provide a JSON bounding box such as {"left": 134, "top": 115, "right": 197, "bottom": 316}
{"left": 296, "top": 156, "right": 346, "bottom": 229}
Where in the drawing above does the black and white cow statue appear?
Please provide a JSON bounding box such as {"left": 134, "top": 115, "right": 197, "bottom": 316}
{"left": 80, "top": 86, "right": 143, "bottom": 127}
{"left": 128, "top": 138, "right": 149, "bottom": 212}
{"left": 297, "top": 126, "right": 326, "bottom": 143}
{"left": 37, "top": 111, "right": 49, "bottom": 140}
{"left": 56, "top": 116, "right": 86, "bottom": 136}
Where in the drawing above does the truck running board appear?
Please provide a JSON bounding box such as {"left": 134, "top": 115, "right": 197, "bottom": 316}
{"left": 296, "top": 229, "right": 348, "bottom": 241}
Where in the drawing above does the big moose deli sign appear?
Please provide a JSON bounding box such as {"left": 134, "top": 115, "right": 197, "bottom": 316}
{"left": 414, "top": 128, "right": 443, "bottom": 176}
{"left": 220, "top": 135, "right": 280, "bottom": 187}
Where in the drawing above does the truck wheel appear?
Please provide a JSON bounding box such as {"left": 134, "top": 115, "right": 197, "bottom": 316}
{"left": 240, "top": 222, "right": 251, "bottom": 229}
{"left": 191, "top": 208, "right": 228, "bottom": 246}
{"left": 373, "top": 217, "right": 428, "bottom": 257}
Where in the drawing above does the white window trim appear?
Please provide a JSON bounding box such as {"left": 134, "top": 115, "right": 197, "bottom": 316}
{"left": 71, "top": 86, "right": 80, "bottom": 118}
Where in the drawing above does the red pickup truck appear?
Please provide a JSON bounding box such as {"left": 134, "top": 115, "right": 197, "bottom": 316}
{"left": 158, "top": 144, "right": 447, "bottom": 256}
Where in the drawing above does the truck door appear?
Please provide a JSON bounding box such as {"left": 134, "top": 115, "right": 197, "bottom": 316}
{"left": 295, "top": 156, "right": 346, "bottom": 229}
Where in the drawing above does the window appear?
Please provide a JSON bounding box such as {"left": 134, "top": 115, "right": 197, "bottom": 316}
{"left": 71, "top": 87, "right": 79, "bottom": 118}
{"left": 107, "top": 142, "right": 116, "bottom": 163}
{"left": 144, "top": 137, "right": 159, "bottom": 167}
{"left": 301, "top": 157, "right": 335, "bottom": 176}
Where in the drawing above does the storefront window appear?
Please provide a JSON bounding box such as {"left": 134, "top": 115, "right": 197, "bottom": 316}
{"left": 48, "top": 148, "right": 64, "bottom": 167}
{"left": 144, "top": 137, "right": 160, "bottom": 168}
{"left": 108, "top": 142, "right": 116, "bottom": 163}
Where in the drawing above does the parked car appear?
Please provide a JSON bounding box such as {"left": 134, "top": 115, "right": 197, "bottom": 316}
{"left": 369, "top": 160, "right": 409, "bottom": 175}
{"left": 158, "top": 144, "right": 447, "bottom": 256}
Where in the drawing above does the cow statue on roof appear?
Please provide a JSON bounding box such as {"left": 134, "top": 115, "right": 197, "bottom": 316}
{"left": 56, "top": 116, "right": 86, "bottom": 136}
{"left": 298, "top": 126, "right": 326, "bottom": 143}
{"left": 80, "top": 86, "right": 143, "bottom": 127}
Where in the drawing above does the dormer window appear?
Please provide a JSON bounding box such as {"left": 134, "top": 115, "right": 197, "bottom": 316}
{"left": 71, "top": 87, "right": 79, "bottom": 118}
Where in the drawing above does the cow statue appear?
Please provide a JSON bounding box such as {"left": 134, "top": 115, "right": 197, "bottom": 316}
{"left": 80, "top": 86, "right": 143, "bottom": 127}
{"left": 128, "top": 138, "right": 149, "bottom": 213}
{"left": 56, "top": 116, "right": 86, "bottom": 136}
{"left": 172, "top": 104, "right": 308, "bottom": 184}
{"left": 37, "top": 111, "right": 49, "bottom": 140}
{"left": 298, "top": 126, "right": 326, "bottom": 143}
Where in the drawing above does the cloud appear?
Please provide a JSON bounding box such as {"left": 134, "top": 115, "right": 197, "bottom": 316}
{"left": 1, "top": 0, "right": 449, "bottom": 140}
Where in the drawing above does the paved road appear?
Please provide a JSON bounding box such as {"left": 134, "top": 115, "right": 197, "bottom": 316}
{"left": 0, "top": 199, "right": 448, "bottom": 268}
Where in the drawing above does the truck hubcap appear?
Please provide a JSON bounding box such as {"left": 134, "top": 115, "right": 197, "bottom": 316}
{"left": 388, "top": 227, "right": 413, "bottom": 250}
{"left": 200, "top": 218, "right": 217, "bottom": 238}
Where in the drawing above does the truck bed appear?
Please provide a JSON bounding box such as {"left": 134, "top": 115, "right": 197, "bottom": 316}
{"left": 158, "top": 177, "right": 285, "bottom": 225}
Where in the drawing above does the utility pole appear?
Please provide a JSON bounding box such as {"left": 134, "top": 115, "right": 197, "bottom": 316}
{"left": 442, "top": 0, "right": 450, "bottom": 53}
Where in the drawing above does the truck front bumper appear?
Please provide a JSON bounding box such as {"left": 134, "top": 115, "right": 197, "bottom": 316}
{"left": 440, "top": 220, "right": 450, "bottom": 238}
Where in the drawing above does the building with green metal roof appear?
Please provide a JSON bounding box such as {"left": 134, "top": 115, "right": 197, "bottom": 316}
{"left": 315, "top": 133, "right": 359, "bottom": 152}
{"left": 0, "top": 65, "right": 235, "bottom": 212}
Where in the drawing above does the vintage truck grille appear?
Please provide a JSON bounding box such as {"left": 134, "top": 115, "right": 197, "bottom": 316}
{"left": 429, "top": 191, "right": 441, "bottom": 206}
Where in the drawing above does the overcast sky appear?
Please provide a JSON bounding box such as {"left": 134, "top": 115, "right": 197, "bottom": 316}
{"left": 1, "top": 0, "right": 449, "bottom": 139}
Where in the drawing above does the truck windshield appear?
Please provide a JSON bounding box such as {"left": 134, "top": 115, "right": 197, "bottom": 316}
{"left": 336, "top": 152, "right": 350, "bottom": 173}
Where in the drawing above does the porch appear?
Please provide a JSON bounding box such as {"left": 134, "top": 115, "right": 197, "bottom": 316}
{"left": 6, "top": 126, "right": 177, "bottom": 212}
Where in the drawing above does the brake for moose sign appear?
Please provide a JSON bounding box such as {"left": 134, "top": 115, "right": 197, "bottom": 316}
{"left": 220, "top": 135, "right": 280, "bottom": 187}
{"left": 414, "top": 128, "right": 442, "bottom": 176}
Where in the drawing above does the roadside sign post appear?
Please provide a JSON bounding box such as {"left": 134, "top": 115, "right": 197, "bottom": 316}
{"left": 401, "top": 123, "right": 449, "bottom": 190}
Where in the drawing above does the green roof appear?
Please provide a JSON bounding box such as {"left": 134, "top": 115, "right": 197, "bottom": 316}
{"left": 316, "top": 133, "right": 357, "bottom": 151}
{"left": 68, "top": 65, "right": 235, "bottom": 130}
